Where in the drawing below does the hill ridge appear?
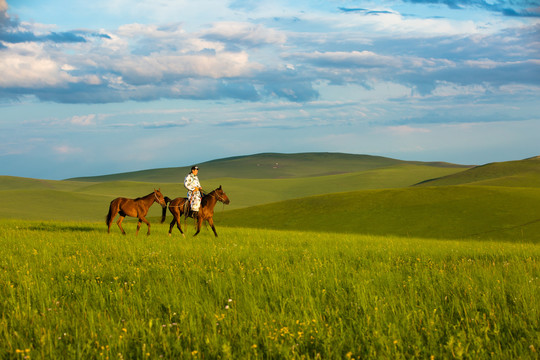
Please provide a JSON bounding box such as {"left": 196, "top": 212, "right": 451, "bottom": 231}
{"left": 67, "top": 152, "right": 470, "bottom": 182}
{"left": 415, "top": 156, "right": 540, "bottom": 188}
{"left": 1, "top": 154, "right": 540, "bottom": 242}
{"left": 218, "top": 184, "right": 540, "bottom": 242}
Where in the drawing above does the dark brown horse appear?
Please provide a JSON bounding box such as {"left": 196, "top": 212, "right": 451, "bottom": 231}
{"left": 106, "top": 189, "right": 167, "bottom": 235}
{"left": 165, "top": 186, "right": 230, "bottom": 237}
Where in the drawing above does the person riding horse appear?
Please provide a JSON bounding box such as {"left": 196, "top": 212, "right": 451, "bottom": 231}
{"left": 184, "top": 165, "right": 202, "bottom": 218}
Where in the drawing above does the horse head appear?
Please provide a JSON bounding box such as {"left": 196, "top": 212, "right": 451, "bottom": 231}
{"left": 154, "top": 188, "right": 167, "bottom": 208}
{"left": 215, "top": 185, "right": 230, "bottom": 205}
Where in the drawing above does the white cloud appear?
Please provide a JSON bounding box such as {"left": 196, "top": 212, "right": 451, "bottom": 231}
{"left": 384, "top": 125, "right": 431, "bottom": 135}
{"left": 331, "top": 9, "right": 490, "bottom": 37}
{"left": 141, "top": 118, "right": 191, "bottom": 128}
{"left": 70, "top": 114, "right": 96, "bottom": 126}
{"left": 289, "top": 50, "right": 401, "bottom": 68}
{"left": 203, "top": 22, "right": 287, "bottom": 46}
{"left": 53, "top": 145, "right": 82, "bottom": 154}
{"left": 93, "top": 0, "right": 235, "bottom": 29}
{"left": 431, "top": 81, "right": 488, "bottom": 97}
{"left": 0, "top": 0, "right": 8, "bottom": 21}
{"left": 0, "top": 43, "right": 76, "bottom": 88}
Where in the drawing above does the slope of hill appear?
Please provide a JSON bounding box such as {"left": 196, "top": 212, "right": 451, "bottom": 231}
{"left": 0, "top": 163, "right": 468, "bottom": 220}
{"left": 0, "top": 176, "right": 87, "bottom": 191}
{"left": 203, "top": 164, "right": 469, "bottom": 209}
{"left": 68, "top": 152, "right": 470, "bottom": 182}
{"left": 217, "top": 185, "right": 540, "bottom": 242}
{"left": 0, "top": 189, "right": 115, "bottom": 221}
{"left": 416, "top": 156, "right": 540, "bottom": 188}
{"left": 3, "top": 153, "right": 538, "bottom": 243}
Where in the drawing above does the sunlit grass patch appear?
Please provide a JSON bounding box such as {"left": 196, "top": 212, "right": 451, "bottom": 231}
{"left": 0, "top": 219, "right": 538, "bottom": 359}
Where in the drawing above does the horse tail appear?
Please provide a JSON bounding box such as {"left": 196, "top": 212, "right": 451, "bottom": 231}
{"left": 106, "top": 198, "right": 119, "bottom": 226}
{"left": 161, "top": 196, "right": 172, "bottom": 223}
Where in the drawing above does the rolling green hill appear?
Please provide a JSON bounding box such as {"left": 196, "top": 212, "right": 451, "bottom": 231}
{"left": 0, "top": 176, "right": 87, "bottom": 191}
{"left": 0, "top": 189, "right": 114, "bottom": 221}
{"left": 416, "top": 156, "right": 540, "bottom": 188}
{"left": 217, "top": 185, "right": 540, "bottom": 242}
{"left": 2, "top": 153, "right": 539, "bottom": 242}
{"left": 0, "top": 163, "right": 467, "bottom": 220}
{"left": 68, "top": 152, "right": 469, "bottom": 182}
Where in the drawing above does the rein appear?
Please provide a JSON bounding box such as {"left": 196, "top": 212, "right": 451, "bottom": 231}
{"left": 166, "top": 190, "right": 227, "bottom": 208}
{"left": 211, "top": 191, "right": 227, "bottom": 203}
{"left": 209, "top": 191, "right": 228, "bottom": 213}
{"left": 154, "top": 192, "right": 165, "bottom": 204}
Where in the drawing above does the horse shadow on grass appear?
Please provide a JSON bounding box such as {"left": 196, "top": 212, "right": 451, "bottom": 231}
{"left": 27, "top": 223, "right": 96, "bottom": 233}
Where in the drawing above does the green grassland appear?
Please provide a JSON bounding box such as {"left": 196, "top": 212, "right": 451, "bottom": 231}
{"left": 0, "top": 157, "right": 467, "bottom": 220}
{"left": 68, "top": 152, "right": 469, "bottom": 182}
{"left": 1, "top": 220, "right": 538, "bottom": 359}
{"left": 417, "top": 156, "right": 540, "bottom": 188}
{"left": 217, "top": 185, "right": 540, "bottom": 242}
{"left": 1, "top": 153, "right": 539, "bottom": 359}
{"left": 2, "top": 153, "right": 537, "bottom": 242}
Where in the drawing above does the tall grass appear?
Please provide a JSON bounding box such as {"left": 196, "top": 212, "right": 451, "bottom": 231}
{"left": 0, "top": 219, "right": 538, "bottom": 359}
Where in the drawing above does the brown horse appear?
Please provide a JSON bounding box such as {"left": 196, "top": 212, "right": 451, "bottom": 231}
{"left": 165, "top": 186, "right": 230, "bottom": 237}
{"left": 106, "top": 189, "right": 167, "bottom": 235}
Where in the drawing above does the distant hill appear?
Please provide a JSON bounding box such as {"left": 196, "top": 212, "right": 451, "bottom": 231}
{"left": 415, "top": 156, "right": 540, "bottom": 188}
{"left": 68, "top": 152, "right": 470, "bottom": 182}
{"left": 217, "top": 185, "right": 540, "bottom": 242}
{"left": 0, "top": 163, "right": 467, "bottom": 220}
{"left": 5, "top": 153, "right": 540, "bottom": 242}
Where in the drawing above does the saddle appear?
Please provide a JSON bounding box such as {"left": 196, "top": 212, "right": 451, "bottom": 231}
{"left": 183, "top": 200, "right": 198, "bottom": 218}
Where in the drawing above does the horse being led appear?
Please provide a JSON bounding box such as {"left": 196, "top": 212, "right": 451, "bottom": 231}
{"left": 106, "top": 189, "right": 167, "bottom": 235}
{"left": 165, "top": 186, "right": 230, "bottom": 237}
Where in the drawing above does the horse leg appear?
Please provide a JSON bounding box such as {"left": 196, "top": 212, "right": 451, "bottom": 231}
{"left": 194, "top": 216, "right": 203, "bottom": 237}
{"left": 168, "top": 217, "right": 176, "bottom": 236}
{"left": 107, "top": 213, "right": 114, "bottom": 233}
{"left": 139, "top": 217, "right": 151, "bottom": 236}
{"left": 175, "top": 212, "right": 184, "bottom": 237}
{"left": 169, "top": 209, "right": 184, "bottom": 237}
{"left": 208, "top": 217, "right": 218, "bottom": 237}
{"left": 117, "top": 215, "right": 126, "bottom": 235}
{"left": 136, "top": 219, "right": 142, "bottom": 236}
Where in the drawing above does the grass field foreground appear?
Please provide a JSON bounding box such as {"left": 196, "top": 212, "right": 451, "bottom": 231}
{"left": 0, "top": 219, "right": 538, "bottom": 359}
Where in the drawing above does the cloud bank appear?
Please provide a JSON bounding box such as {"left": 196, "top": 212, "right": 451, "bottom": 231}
{"left": 400, "top": 0, "right": 540, "bottom": 17}
{"left": 0, "top": 0, "right": 538, "bottom": 106}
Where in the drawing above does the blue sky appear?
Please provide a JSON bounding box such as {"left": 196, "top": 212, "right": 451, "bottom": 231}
{"left": 1, "top": 0, "right": 539, "bottom": 179}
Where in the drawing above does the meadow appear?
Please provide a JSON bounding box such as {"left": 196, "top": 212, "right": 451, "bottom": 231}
{"left": 1, "top": 153, "right": 539, "bottom": 359}
{"left": 1, "top": 219, "right": 538, "bottom": 359}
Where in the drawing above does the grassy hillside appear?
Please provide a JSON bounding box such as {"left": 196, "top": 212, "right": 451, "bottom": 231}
{"left": 206, "top": 164, "right": 468, "bottom": 208}
{"left": 217, "top": 185, "right": 540, "bottom": 242}
{"left": 416, "top": 156, "right": 540, "bottom": 187}
{"left": 0, "top": 176, "right": 87, "bottom": 191}
{"left": 2, "top": 153, "right": 539, "bottom": 242}
{"left": 0, "top": 189, "right": 114, "bottom": 221}
{"left": 68, "top": 152, "right": 469, "bottom": 182}
{"left": 0, "top": 163, "right": 465, "bottom": 220}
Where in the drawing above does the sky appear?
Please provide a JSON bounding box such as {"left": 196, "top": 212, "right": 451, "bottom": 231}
{"left": 1, "top": 0, "right": 539, "bottom": 180}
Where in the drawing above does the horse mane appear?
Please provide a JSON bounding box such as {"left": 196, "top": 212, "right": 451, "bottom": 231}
{"left": 134, "top": 192, "right": 154, "bottom": 201}
{"left": 201, "top": 188, "right": 218, "bottom": 206}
